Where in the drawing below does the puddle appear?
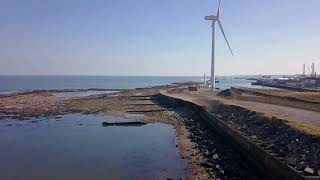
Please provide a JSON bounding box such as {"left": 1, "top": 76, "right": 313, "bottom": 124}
{"left": 0, "top": 114, "right": 190, "bottom": 180}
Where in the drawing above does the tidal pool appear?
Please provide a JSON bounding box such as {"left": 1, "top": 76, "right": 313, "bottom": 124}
{"left": 0, "top": 114, "right": 190, "bottom": 180}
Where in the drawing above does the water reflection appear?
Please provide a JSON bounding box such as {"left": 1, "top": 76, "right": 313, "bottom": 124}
{"left": 0, "top": 114, "right": 190, "bottom": 180}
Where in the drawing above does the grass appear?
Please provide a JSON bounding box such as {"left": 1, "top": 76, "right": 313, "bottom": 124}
{"left": 284, "top": 119, "right": 320, "bottom": 137}
{"left": 191, "top": 87, "right": 320, "bottom": 136}
{"left": 261, "top": 111, "right": 320, "bottom": 137}
{"left": 242, "top": 88, "right": 320, "bottom": 103}
{"left": 231, "top": 103, "right": 320, "bottom": 137}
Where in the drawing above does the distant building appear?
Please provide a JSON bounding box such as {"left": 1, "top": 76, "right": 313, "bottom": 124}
{"left": 252, "top": 75, "right": 320, "bottom": 90}
{"left": 301, "top": 77, "right": 320, "bottom": 88}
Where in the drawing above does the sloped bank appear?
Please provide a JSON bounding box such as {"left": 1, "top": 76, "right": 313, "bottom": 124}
{"left": 158, "top": 91, "right": 320, "bottom": 180}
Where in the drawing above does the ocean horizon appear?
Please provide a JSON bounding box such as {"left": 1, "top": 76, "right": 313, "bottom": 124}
{"left": 0, "top": 75, "right": 257, "bottom": 94}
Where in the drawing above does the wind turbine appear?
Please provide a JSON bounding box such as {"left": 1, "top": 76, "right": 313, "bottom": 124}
{"left": 205, "top": 0, "right": 233, "bottom": 91}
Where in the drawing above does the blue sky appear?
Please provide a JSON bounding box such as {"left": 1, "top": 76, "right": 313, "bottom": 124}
{"left": 0, "top": 0, "right": 319, "bottom": 76}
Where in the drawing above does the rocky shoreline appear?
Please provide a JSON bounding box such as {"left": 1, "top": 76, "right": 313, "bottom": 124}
{"left": 209, "top": 103, "right": 320, "bottom": 176}
{"left": 0, "top": 85, "right": 213, "bottom": 179}
{"left": 2, "top": 85, "right": 318, "bottom": 179}
{"left": 173, "top": 107, "right": 265, "bottom": 179}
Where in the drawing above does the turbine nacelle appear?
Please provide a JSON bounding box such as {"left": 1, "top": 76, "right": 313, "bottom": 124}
{"left": 205, "top": 15, "right": 219, "bottom": 21}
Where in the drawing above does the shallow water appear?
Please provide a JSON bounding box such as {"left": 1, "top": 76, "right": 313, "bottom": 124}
{"left": 0, "top": 114, "right": 190, "bottom": 180}
{"left": 0, "top": 75, "right": 262, "bottom": 94}
{"left": 0, "top": 76, "right": 203, "bottom": 93}
{"left": 54, "top": 90, "right": 117, "bottom": 98}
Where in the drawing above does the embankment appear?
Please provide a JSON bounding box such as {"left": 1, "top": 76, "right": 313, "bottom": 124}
{"left": 158, "top": 91, "right": 320, "bottom": 180}
{"left": 230, "top": 87, "right": 320, "bottom": 112}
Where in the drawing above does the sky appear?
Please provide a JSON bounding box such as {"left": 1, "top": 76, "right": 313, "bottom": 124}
{"left": 0, "top": 0, "right": 320, "bottom": 76}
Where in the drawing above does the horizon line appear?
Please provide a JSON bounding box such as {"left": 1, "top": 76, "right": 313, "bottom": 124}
{"left": 0, "top": 74, "right": 300, "bottom": 77}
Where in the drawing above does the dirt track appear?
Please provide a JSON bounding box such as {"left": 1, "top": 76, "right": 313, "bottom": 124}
{"left": 163, "top": 88, "right": 320, "bottom": 176}
{"left": 166, "top": 88, "right": 320, "bottom": 135}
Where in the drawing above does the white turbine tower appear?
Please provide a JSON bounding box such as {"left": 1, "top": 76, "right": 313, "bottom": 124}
{"left": 205, "top": 0, "right": 233, "bottom": 91}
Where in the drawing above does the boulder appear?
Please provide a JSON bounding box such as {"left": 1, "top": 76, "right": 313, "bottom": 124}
{"left": 285, "top": 157, "right": 297, "bottom": 166}
{"left": 218, "top": 89, "right": 232, "bottom": 97}
{"left": 296, "top": 162, "right": 307, "bottom": 171}
{"left": 212, "top": 154, "right": 219, "bottom": 160}
{"left": 303, "top": 167, "right": 315, "bottom": 175}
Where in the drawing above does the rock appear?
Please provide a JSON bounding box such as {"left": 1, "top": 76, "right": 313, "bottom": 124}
{"left": 251, "top": 135, "right": 257, "bottom": 140}
{"left": 303, "top": 167, "right": 314, "bottom": 175}
{"left": 285, "top": 157, "right": 297, "bottom": 166}
{"left": 102, "top": 121, "right": 147, "bottom": 127}
{"left": 300, "top": 154, "right": 307, "bottom": 161}
{"left": 218, "top": 89, "right": 232, "bottom": 97}
{"left": 212, "top": 154, "right": 219, "bottom": 160}
{"left": 277, "top": 157, "right": 285, "bottom": 162}
{"left": 296, "top": 162, "right": 307, "bottom": 171}
{"left": 201, "top": 161, "right": 214, "bottom": 168}
{"left": 205, "top": 150, "right": 210, "bottom": 156}
{"left": 265, "top": 144, "right": 274, "bottom": 150}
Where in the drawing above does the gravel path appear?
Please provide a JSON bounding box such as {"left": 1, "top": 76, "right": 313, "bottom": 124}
{"left": 164, "top": 89, "right": 320, "bottom": 131}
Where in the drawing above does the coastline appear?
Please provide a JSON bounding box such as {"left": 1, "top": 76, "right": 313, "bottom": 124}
{"left": 4, "top": 83, "right": 319, "bottom": 179}
{"left": 0, "top": 84, "right": 213, "bottom": 179}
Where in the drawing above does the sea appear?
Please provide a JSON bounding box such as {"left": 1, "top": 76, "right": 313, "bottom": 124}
{"left": 0, "top": 75, "right": 259, "bottom": 94}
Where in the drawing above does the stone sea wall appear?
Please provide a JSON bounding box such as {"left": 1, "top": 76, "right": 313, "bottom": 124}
{"left": 158, "top": 92, "right": 320, "bottom": 180}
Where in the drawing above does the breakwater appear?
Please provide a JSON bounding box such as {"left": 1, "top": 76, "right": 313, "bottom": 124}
{"left": 158, "top": 91, "right": 320, "bottom": 180}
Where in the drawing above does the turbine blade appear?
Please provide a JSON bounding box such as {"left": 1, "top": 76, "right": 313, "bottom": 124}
{"left": 218, "top": 20, "right": 233, "bottom": 56}
{"left": 217, "top": 0, "right": 221, "bottom": 17}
